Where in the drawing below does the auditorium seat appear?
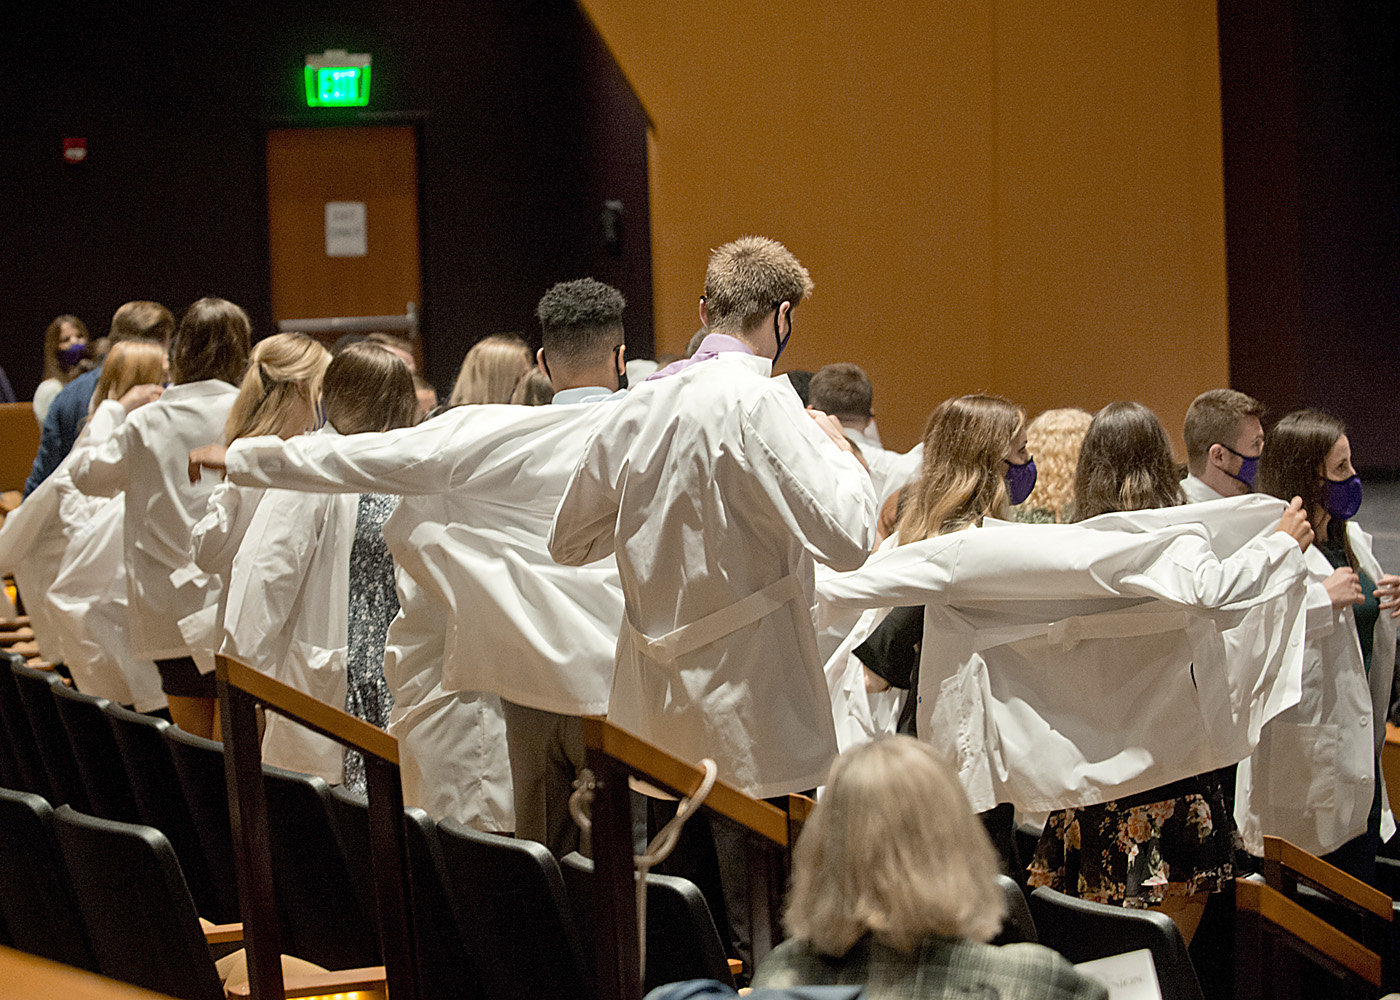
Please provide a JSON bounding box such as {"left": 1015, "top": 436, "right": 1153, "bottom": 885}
{"left": 560, "top": 850, "right": 735, "bottom": 992}
{"left": 0, "top": 788, "right": 99, "bottom": 972}
{"left": 991, "top": 873, "right": 1038, "bottom": 945}
{"left": 12, "top": 661, "right": 87, "bottom": 809}
{"left": 436, "top": 816, "right": 593, "bottom": 1000}
{"left": 54, "top": 804, "right": 230, "bottom": 1000}
{"left": 107, "top": 703, "right": 237, "bottom": 923}
{"left": 164, "top": 726, "right": 242, "bottom": 924}
{"left": 1029, "top": 885, "right": 1205, "bottom": 1000}
{"left": 261, "top": 762, "right": 381, "bottom": 971}
{"left": 50, "top": 683, "right": 140, "bottom": 822}
{"left": 332, "top": 787, "right": 487, "bottom": 1000}
{"left": 0, "top": 651, "right": 36, "bottom": 792}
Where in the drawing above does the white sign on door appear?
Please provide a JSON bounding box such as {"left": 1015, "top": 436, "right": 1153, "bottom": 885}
{"left": 325, "top": 201, "right": 367, "bottom": 257}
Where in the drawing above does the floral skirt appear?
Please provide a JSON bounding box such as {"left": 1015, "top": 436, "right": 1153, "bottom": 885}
{"left": 1027, "top": 771, "right": 1238, "bottom": 907}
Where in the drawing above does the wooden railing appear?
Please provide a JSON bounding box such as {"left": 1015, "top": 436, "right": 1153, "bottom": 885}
{"left": 581, "top": 716, "right": 812, "bottom": 1000}
{"left": 216, "top": 654, "right": 414, "bottom": 1000}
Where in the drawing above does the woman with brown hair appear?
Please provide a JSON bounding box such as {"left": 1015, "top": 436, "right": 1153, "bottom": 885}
{"left": 1027, "top": 401, "right": 1312, "bottom": 942}
{"left": 33, "top": 314, "right": 91, "bottom": 424}
{"left": 70, "top": 297, "right": 252, "bottom": 738}
{"left": 448, "top": 333, "right": 532, "bottom": 405}
{"left": 222, "top": 343, "right": 420, "bottom": 790}
{"left": 1238, "top": 409, "right": 1399, "bottom": 884}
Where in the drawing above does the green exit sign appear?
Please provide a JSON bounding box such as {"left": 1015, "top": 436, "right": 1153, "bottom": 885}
{"left": 304, "top": 49, "right": 371, "bottom": 107}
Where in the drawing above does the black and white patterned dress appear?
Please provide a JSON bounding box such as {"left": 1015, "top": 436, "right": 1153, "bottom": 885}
{"left": 342, "top": 492, "right": 400, "bottom": 795}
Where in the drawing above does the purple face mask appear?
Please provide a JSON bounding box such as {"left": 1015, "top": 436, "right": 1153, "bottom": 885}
{"left": 57, "top": 342, "right": 87, "bottom": 369}
{"left": 1221, "top": 443, "right": 1259, "bottom": 489}
{"left": 1323, "top": 475, "right": 1362, "bottom": 521}
{"left": 1006, "top": 458, "right": 1038, "bottom": 506}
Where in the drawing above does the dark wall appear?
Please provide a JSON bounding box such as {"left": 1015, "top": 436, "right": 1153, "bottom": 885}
{"left": 1219, "top": 0, "right": 1399, "bottom": 471}
{"left": 0, "top": 0, "right": 652, "bottom": 400}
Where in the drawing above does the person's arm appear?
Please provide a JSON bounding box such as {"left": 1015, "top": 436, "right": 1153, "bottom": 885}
{"left": 853, "top": 605, "right": 924, "bottom": 691}
{"left": 66, "top": 413, "right": 137, "bottom": 498}
{"left": 23, "top": 394, "right": 73, "bottom": 496}
{"left": 189, "top": 482, "right": 249, "bottom": 576}
{"left": 741, "top": 390, "right": 877, "bottom": 572}
{"left": 548, "top": 422, "right": 622, "bottom": 566}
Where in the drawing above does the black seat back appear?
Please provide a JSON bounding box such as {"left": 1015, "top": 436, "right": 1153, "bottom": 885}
{"left": 0, "top": 651, "right": 49, "bottom": 796}
{"left": 1030, "top": 885, "right": 1204, "bottom": 1000}
{"left": 107, "top": 703, "right": 236, "bottom": 923}
{"left": 437, "top": 817, "right": 592, "bottom": 1000}
{"left": 0, "top": 788, "right": 98, "bottom": 971}
{"left": 13, "top": 662, "right": 88, "bottom": 809}
{"left": 163, "top": 726, "right": 241, "bottom": 922}
{"left": 53, "top": 805, "right": 225, "bottom": 1000}
{"left": 51, "top": 683, "right": 140, "bottom": 822}
{"left": 991, "top": 873, "right": 1038, "bottom": 945}
{"left": 0, "top": 651, "right": 30, "bottom": 791}
{"left": 560, "top": 850, "right": 734, "bottom": 992}
{"left": 262, "top": 762, "right": 381, "bottom": 970}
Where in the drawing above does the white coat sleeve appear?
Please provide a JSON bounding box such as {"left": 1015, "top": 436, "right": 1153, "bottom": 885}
{"left": 226, "top": 419, "right": 466, "bottom": 496}
{"left": 548, "top": 424, "right": 621, "bottom": 566}
{"left": 1125, "top": 531, "right": 1309, "bottom": 610}
{"left": 189, "top": 482, "right": 248, "bottom": 576}
{"left": 222, "top": 491, "right": 330, "bottom": 670}
{"left": 68, "top": 411, "right": 137, "bottom": 498}
{"left": 740, "top": 389, "right": 877, "bottom": 572}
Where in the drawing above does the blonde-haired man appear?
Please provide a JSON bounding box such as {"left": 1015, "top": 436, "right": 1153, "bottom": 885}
{"left": 550, "top": 236, "right": 876, "bottom": 965}
{"left": 1182, "top": 388, "right": 1266, "bottom": 501}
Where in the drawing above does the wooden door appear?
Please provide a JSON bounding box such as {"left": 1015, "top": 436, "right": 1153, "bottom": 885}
{"left": 266, "top": 126, "right": 420, "bottom": 325}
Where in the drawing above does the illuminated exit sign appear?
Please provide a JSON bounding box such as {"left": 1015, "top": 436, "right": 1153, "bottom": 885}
{"left": 304, "top": 49, "right": 371, "bottom": 107}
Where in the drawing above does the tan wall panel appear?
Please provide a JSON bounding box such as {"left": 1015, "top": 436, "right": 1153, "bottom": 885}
{"left": 580, "top": 1, "right": 1227, "bottom": 454}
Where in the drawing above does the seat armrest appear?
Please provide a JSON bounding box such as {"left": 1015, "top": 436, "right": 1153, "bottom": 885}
{"left": 226, "top": 965, "right": 388, "bottom": 999}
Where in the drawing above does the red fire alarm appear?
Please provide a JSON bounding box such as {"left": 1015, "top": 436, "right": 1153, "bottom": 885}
{"left": 63, "top": 138, "right": 87, "bottom": 164}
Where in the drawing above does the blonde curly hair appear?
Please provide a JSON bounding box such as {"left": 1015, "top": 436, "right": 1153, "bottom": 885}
{"left": 1018, "top": 407, "right": 1092, "bottom": 522}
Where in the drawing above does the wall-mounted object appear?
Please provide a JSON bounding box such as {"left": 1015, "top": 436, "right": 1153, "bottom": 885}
{"left": 304, "top": 49, "right": 372, "bottom": 108}
{"left": 62, "top": 138, "right": 87, "bottom": 164}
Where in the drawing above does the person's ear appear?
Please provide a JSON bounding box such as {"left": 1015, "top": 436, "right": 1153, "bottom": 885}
{"left": 615, "top": 343, "right": 627, "bottom": 373}
{"left": 698, "top": 297, "right": 709, "bottom": 328}
{"left": 1206, "top": 443, "right": 1225, "bottom": 469}
{"left": 535, "top": 347, "right": 549, "bottom": 377}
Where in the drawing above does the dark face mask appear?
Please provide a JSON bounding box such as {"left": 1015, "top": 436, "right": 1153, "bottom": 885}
{"left": 1323, "top": 475, "right": 1362, "bottom": 521}
{"left": 1006, "top": 458, "right": 1038, "bottom": 506}
{"left": 1220, "top": 443, "right": 1259, "bottom": 489}
{"left": 773, "top": 305, "right": 792, "bottom": 362}
{"left": 57, "top": 342, "right": 87, "bottom": 369}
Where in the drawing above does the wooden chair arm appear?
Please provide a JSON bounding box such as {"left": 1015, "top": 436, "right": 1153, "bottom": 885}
{"left": 1236, "top": 879, "right": 1382, "bottom": 987}
{"left": 1263, "top": 836, "right": 1392, "bottom": 921}
{"left": 226, "top": 965, "right": 387, "bottom": 999}
{"left": 201, "top": 922, "right": 244, "bottom": 945}
{"left": 0, "top": 628, "right": 36, "bottom": 644}
{"left": 0, "top": 617, "right": 30, "bottom": 631}
{"left": 728, "top": 958, "right": 743, "bottom": 977}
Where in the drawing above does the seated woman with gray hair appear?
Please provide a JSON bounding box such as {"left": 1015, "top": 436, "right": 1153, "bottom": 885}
{"left": 751, "top": 737, "right": 1106, "bottom": 1000}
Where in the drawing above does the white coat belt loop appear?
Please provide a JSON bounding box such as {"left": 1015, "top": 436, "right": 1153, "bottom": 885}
{"left": 626, "top": 574, "right": 805, "bottom": 665}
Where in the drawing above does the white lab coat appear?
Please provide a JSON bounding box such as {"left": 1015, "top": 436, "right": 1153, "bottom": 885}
{"left": 845, "top": 430, "right": 923, "bottom": 508}
{"left": 222, "top": 405, "right": 628, "bottom": 832}
{"left": 177, "top": 481, "right": 266, "bottom": 673}
{"left": 549, "top": 353, "right": 878, "bottom": 798}
{"left": 69, "top": 380, "right": 240, "bottom": 664}
{"left": 1235, "top": 520, "right": 1398, "bottom": 856}
{"left": 221, "top": 473, "right": 356, "bottom": 785}
{"left": 819, "top": 495, "right": 1311, "bottom": 813}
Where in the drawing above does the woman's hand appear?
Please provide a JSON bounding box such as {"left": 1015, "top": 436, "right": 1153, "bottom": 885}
{"left": 1275, "top": 496, "right": 1314, "bottom": 551}
{"left": 1323, "top": 567, "right": 1364, "bottom": 609}
{"left": 188, "top": 444, "right": 228, "bottom": 484}
{"left": 1375, "top": 573, "right": 1400, "bottom": 618}
{"left": 119, "top": 383, "right": 163, "bottom": 413}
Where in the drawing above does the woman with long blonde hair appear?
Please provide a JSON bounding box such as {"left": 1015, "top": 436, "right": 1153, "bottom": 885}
{"left": 860, "top": 394, "right": 1031, "bottom": 871}
{"left": 448, "top": 333, "right": 532, "bottom": 405}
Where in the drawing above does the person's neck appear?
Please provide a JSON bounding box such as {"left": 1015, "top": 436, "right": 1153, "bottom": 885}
{"left": 1195, "top": 465, "right": 1246, "bottom": 498}
{"left": 550, "top": 364, "right": 618, "bottom": 393}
